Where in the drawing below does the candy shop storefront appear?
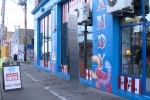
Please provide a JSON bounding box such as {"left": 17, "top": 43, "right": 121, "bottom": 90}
{"left": 32, "top": 0, "right": 150, "bottom": 99}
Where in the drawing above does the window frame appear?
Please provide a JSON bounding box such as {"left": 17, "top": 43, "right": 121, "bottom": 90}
{"left": 119, "top": 18, "right": 143, "bottom": 79}
{"left": 39, "top": 14, "right": 52, "bottom": 68}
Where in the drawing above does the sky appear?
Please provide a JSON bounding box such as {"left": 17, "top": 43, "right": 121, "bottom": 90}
{"left": 0, "top": 0, "right": 34, "bottom": 32}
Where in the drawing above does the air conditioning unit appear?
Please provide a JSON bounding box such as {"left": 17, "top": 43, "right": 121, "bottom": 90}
{"left": 107, "top": 0, "right": 134, "bottom": 16}
{"left": 74, "top": 2, "right": 90, "bottom": 24}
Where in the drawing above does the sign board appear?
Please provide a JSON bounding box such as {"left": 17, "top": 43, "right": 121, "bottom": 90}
{"left": 2, "top": 65, "right": 22, "bottom": 90}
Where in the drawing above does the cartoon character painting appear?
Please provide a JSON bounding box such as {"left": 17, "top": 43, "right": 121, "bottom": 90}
{"left": 92, "top": 54, "right": 112, "bottom": 93}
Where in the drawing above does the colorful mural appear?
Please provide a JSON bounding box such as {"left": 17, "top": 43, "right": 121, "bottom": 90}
{"left": 13, "top": 44, "right": 24, "bottom": 61}
{"left": 92, "top": 0, "right": 113, "bottom": 93}
{"left": 97, "top": 0, "right": 105, "bottom": 11}
{"left": 51, "top": 7, "right": 56, "bottom": 73}
{"left": 98, "top": 34, "right": 106, "bottom": 49}
{"left": 97, "top": 14, "right": 106, "bottom": 30}
{"left": 26, "top": 45, "right": 34, "bottom": 61}
{"left": 92, "top": 54, "right": 112, "bottom": 93}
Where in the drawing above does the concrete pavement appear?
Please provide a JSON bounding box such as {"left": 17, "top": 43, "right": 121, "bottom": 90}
{"left": 0, "top": 62, "right": 128, "bottom": 100}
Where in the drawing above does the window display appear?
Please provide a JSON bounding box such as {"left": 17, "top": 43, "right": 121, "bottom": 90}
{"left": 61, "top": 1, "right": 93, "bottom": 80}
{"left": 121, "top": 25, "right": 142, "bottom": 76}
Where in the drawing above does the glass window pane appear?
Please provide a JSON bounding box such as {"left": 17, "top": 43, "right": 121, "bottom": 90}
{"left": 121, "top": 25, "right": 142, "bottom": 76}
{"left": 79, "top": 35, "right": 84, "bottom": 77}
{"left": 87, "top": 33, "right": 92, "bottom": 69}
{"left": 145, "top": 0, "right": 150, "bottom": 21}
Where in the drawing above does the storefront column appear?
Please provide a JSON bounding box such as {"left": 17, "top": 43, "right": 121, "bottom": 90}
{"left": 56, "top": 4, "right": 61, "bottom": 72}
{"left": 34, "top": 19, "right": 41, "bottom": 66}
{"left": 112, "top": 16, "right": 120, "bottom": 92}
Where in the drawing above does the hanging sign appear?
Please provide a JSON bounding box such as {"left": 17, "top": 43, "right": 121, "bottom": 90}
{"left": 2, "top": 65, "right": 22, "bottom": 91}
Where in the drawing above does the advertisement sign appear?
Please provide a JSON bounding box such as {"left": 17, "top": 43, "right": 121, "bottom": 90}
{"left": 3, "top": 65, "right": 22, "bottom": 90}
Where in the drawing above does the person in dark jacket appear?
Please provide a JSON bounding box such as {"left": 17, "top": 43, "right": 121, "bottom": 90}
{"left": 135, "top": 49, "right": 150, "bottom": 64}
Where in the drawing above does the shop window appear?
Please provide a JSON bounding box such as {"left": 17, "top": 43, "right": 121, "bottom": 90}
{"left": 61, "top": 0, "right": 93, "bottom": 79}
{"left": 40, "top": 14, "right": 51, "bottom": 68}
{"left": 121, "top": 25, "right": 143, "bottom": 76}
{"left": 79, "top": 35, "right": 85, "bottom": 77}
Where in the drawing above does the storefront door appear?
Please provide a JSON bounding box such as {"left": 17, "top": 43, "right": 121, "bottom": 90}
{"left": 143, "top": 22, "right": 150, "bottom": 96}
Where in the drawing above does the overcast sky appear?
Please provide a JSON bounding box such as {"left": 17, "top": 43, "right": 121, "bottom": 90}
{"left": 0, "top": 0, "right": 34, "bottom": 32}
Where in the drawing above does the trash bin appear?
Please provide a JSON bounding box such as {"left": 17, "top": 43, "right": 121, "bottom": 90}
{"left": 14, "top": 54, "right": 17, "bottom": 61}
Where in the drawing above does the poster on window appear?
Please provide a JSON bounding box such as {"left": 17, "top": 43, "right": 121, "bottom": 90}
{"left": 3, "top": 65, "right": 22, "bottom": 90}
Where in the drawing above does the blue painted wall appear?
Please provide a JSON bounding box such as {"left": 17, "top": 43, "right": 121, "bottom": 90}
{"left": 92, "top": 0, "right": 113, "bottom": 93}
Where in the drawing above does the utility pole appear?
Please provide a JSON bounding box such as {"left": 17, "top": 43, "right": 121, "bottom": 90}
{"left": 1, "top": 0, "right": 5, "bottom": 53}
{"left": 24, "top": 2, "right": 27, "bottom": 61}
{"left": 18, "top": 0, "right": 27, "bottom": 61}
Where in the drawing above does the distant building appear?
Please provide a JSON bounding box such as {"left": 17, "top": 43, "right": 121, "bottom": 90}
{"left": 11, "top": 28, "right": 34, "bottom": 57}
{"left": 4, "top": 31, "right": 14, "bottom": 56}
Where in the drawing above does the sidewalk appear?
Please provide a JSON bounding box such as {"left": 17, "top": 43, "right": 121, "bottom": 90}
{"left": 0, "top": 63, "right": 128, "bottom": 100}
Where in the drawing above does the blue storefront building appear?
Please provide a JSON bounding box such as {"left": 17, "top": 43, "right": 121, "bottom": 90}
{"left": 32, "top": 0, "right": 150, "bottom": 99}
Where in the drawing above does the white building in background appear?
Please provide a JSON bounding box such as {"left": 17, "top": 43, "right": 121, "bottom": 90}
{"left": 11, "top": 28, "right": 34, "bottom": 58}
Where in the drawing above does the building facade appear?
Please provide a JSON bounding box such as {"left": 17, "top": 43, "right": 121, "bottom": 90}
{"left": 32, "top": 0, "right": 150, "bottom": 99}
{"left": 11, "top": 28, "right": 34, "bottom": 61}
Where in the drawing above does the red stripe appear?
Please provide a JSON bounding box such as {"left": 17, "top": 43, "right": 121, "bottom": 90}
{"left": 124, "top": 77, "right": 128, "bottom": 91}
{"left": 131, "top": 78, "right": 135, "bottom": 93}
{"left": 118, "top": 76, "right": 121, "bottom": 89}
{"left": 139, "top": 80, "right": 141, "bottom": 94}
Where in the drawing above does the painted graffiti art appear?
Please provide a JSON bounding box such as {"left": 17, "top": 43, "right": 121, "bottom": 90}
{"left": 27, "top": 48, "right": 34, "bottom": 61}
{"left": 52, "top": 63, "right": 55, "bottom": 73}
{"left": 97, "top": 0, "right": 105, "bottom": 11}
{"left": 97, "top": 14, "right": 106, "bottom": 30}
{"left": 52, "top": 51, "right": 56, "bottom": 62}
{"left": 50, "top": 7, "right": 57, "bottom": 73}
{"left": 98, "top": 34, "right": 106, "bottom": 49}
{"left": 92, "top": 54, "right": 112, "bottom": 93}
